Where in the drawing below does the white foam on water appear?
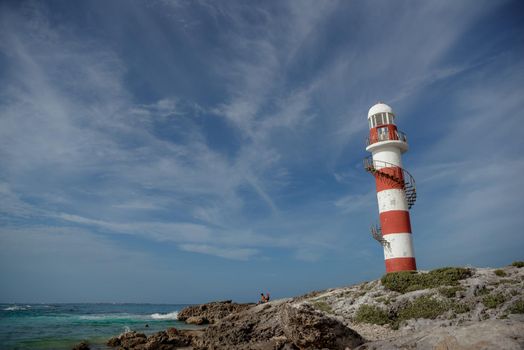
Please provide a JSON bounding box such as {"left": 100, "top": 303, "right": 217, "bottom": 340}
{"left": 123, "top": 326, "right": 132, "bottom": 333}
{"left": 150, "top": 311, "right": 179, "bottom": 320}
{"left": 3, "top": 306, "right": 28, "bottom": 311}
{"left": 78, "top": 314, "right": 144, "bottom": 321}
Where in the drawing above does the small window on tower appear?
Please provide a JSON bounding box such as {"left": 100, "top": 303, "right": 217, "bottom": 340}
{"left": 375, "top": 113, "right": 384, "bottom": 126}
{"left": 377, "top": 126, "right": 388, "bottom": 141}
{"left": 387, "top": 113, "right": 395, "bottom": 125}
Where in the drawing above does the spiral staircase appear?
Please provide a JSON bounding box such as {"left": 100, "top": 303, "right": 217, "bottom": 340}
{"left": 364, "top": 156, "right": 417, "bottom": 246}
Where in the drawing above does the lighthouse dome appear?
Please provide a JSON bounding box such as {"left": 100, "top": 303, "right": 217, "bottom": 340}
{"left": 368, "top": 102, "right": 394, "bottom": 119}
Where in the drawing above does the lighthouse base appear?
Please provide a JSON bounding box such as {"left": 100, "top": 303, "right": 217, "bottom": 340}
{"left": 385, "top": 257, "right": 417, "bottom": 273}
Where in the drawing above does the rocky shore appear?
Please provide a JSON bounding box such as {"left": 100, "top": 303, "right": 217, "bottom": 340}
{"left": 177, "top": 300, "right": 254, "bottom": 325}
{"left": 91, "top": 264, "right": 524, "bottom": 350}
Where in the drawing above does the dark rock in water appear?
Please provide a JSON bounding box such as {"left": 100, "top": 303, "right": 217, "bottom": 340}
{"left": 71, "top": 341, "right": 90, "bottom": 350}
{"left": 106, "top": 331, "right": 147, "bottom": 348}
{"left": 143, "top": 330, "right": 189, "bottom": 349}
{"left": 178, "top": 300, "right": 254, "bottom": 324}
{"left": 280, "top": 304, "right": 364, "bottom": 350}
{"left": 107, "top": 328, "right": 203, "bottom": 349}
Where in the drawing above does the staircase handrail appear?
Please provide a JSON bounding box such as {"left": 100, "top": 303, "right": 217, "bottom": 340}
{"left": 363, "top": 156, "right": 417, "bottom": 209}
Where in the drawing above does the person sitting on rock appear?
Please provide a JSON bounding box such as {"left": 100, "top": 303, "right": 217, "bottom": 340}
{"left": 258, "top": 292, "right": 270, "bottom": 304}
{"left": 258, "top": 293, "right": 267, "bottom": 304}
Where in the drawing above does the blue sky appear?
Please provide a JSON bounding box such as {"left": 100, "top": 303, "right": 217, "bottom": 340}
{"left": 1, "top": 0, "right": 523, "bottom": 304}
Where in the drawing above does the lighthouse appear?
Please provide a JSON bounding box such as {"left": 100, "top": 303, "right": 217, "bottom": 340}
{"left": 364, "top": 102, "right": 417, "bottom": 273}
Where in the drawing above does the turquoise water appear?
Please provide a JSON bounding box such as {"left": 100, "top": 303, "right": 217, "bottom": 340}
{"left": 0, "top": 303, "right": 201, "bottom": 349}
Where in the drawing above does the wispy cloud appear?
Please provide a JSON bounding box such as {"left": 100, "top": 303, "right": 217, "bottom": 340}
{"left": 0, "top": 0, "right": 521, "bottom": 284}
{"left": 179, "top": 244, "right": 258, "bottom": 261}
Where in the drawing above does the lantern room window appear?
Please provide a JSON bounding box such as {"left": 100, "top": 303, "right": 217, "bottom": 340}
{"left": 370, "top": 112, "right": 395, "bottom": 128}
{"left": 376, "top": 113, "right": 385, "bottom": 126}
{"left": 377, "top": 126, "right": 388, "bottom": 141}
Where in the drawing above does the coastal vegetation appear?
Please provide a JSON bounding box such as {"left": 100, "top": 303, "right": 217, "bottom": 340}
{"left": 98, "top": 264, "right": 524, "bottom": 350}
{"left": 509, "top": 299, "right": 524, "bottom": 314}
{"left": 482, "top": 293, "right": 507, "bottom": 308}
{"left": 354, "top": 305, "right": 389, "bottom": 325}
{"left": 354, "top": 295, "right": 471, "bottom": 329}
{"left": 494, "top": 269, "right": 507, "bottom": 277}
{"left": 438, "top": 285, "right": 465, "bottom": 298}
{"left": 512, "top": 261, "right": 524, "bottom": 268}
{"left": 311, "top": 300, "right": 333, "bottom": 314}
{"left": 380, "top": 267, "right": 471, "bottom": 293}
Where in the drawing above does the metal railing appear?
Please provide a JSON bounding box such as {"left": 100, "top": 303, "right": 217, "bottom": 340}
{"left": 363, "top": 156, "right": 417, "bottom": 209}
{"left": 370, "top": 224, "right": 390, "bottom": 249}
{"left": 366, "top": 130, "right": 408, "bottom": 147}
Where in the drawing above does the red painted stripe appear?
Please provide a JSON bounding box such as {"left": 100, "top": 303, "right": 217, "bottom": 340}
{"left": 385, "top": 257, "right": 417, "bottom": 272}
{"left": 380, "top": 210, "right": 412, "bottom": 234}
{"left": 374, "top": 167, "right": 404, "bottom": 191}
{"left": 368, "top": 125, "right": 399, "bottom": 144}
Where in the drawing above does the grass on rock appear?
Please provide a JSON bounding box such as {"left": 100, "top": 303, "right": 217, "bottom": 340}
{"left": 355, "top": 295, "right": 466, "bottom": 328}
{"left": 354, "top": 305, "right": 389, "bottom": 325}
{"left": 438, "top": 286, "right": 465, "bottom": 298}
{"left": 482, "top": 293, "right": 506, "bottom": 309}
{"left": 494, "top": 269, "right": 507, "bottom": 277}
{"left": 509, "top": 300, "right": 524, "bottom": 314}
{"left": 381, "top": 267, "right": 471, "bottom": 293}
{"left": 397, "top": 296, "right": 449, "bottom": 321}
{"left": 511, "top": 261, "right": 524, "bottom": 268}
{"left": 311, "top": 301, "right": 333, "bottom": 314}
{"left": 475, "top": 286, "right": 491, "bottom": 296}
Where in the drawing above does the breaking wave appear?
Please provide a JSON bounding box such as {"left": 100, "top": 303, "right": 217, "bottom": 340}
{"left": 78, "top": 311, "right": 180, "bottom": 321}
{"left": 3, "top": 306, "right": 29, "bottom": 311}
{"left": 150, "top": 311, "right": 179, "bottom": 320}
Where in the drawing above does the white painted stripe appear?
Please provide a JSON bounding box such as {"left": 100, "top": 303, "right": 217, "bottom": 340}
{"left": 382, "top": 233, "right": 415, "bottom": 259}
{"left": 372, "top": 147, "right": 402, "bottom": 169}
{"left": 377, "top": 189, "right": 408, "bottom": 213}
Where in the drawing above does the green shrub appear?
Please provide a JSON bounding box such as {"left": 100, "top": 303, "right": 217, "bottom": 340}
{"left": 482, "top": 293, "right": 506, "bottom": 309}
{"left": 497, "top": 278, "right": 519, "bottom": 285}
{"left": 451, "top": 301, "right": 470, "bottom": 314}
{"left": 380, "top": 271, "right": 419, "bottom": 293}
{"left": 427, "top": 267, "right": 472, "bottom": 284}
{"left": 438, "top": 286, "right": 465, "bottom": 298}
{"left": 509, "top": 299, "right": 524, "bottom": 314}
{"left": 312, "top": 301, "right": 333, "bottom": 314}
{"left": 494, "top": 269, "right": 507, "bottom": 277}
{"left": 511, "top": 261, "right": 524, "bottom": 268}
{"left": 354, "top": 304, "right": 389, "bottom": 325}
{"left": 475, "top": 286, "right": 491, "bottom": 296}
{"left": 397, "top": 296, "right": 449, "bottom": 321}
{"left": 381, "top": 267, "right": 471, "bottom": 293}
{"left": 375, "top": 297, "right": 387, "bottom": 303}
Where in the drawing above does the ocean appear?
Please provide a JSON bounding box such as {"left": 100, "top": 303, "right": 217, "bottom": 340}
{"left": 0, "top": 303, "right": 202, "bottom": 349}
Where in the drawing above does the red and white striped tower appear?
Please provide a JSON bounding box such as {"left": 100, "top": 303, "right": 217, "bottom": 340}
{"left": 364, "top": 102, "right": 417, "bottom": 273}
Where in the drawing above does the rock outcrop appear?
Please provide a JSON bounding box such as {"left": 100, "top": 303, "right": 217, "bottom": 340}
{"left": 193, "top": 300, "right": 287, "bottom": 349}
{"left": 280, "top": 304, "right": 363, "bottom": 350}
{"left": 107, "top": 264, "right": 524, "bottom": 350}
{"left": 106, "top": 328, "right": 203, "bottom": 350}
{"left": 107, "top": 331, "right": 147, "bottom": 348}
{"left": 71, "top": 341, "right": 90, "bottom": 350}
{"left": 355, "top": 318, "right": 524, "bottom": 349}
{"left": 177, "top": 300, "right": 254, "bottom": 324}
{"left": 193, "top": 299, "right": 364, "bottom": 349}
